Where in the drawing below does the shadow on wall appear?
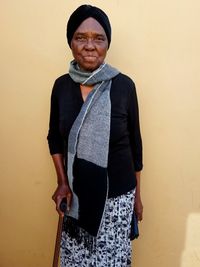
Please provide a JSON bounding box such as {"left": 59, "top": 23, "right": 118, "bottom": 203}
{"left": 133, "top": 166, "right": 200, "bottom": 267}
{"left": 181, "top": 213, "right": 200, "bottom": 267}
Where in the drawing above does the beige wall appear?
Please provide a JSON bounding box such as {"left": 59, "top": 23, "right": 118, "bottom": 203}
{"left": 1, "top": 0, "right": 200, "bottom": 266}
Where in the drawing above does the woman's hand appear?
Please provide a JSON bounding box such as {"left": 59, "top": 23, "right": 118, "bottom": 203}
{"left": 52, "top": 183, "right": 72, "bottom": 217}
{"left": 134, "top": 193, "right": 143, "bottom": 221}
{"left": 134, "top": 171, "right": 143, "bottom": 221}
{"left": 51, "top": 154, "right": 73, "bottom": 216}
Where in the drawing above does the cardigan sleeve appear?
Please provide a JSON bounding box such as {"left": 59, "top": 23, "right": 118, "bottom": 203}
{"left": 128, "top": 82, "right": 143, "bottom": 171}
{"left": 47, "top": 80, "right": 64, "bottom": 155}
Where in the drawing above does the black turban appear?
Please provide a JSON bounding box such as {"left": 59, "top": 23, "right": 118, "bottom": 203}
{"left": 67, "top": 5, "right": 111, "bottom": 48}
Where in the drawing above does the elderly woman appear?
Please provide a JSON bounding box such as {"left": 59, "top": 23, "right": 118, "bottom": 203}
{"left": 47, "top": 4, "right": 143, "bottom": 267}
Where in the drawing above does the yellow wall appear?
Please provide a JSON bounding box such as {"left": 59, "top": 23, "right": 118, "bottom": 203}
{"left": 1, "top": 1, "right": 200, "bottom": 266}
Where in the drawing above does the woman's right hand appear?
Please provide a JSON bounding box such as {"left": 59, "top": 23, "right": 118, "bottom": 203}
{"left": 52, "top": 183, "right": 72, "bottom": 217}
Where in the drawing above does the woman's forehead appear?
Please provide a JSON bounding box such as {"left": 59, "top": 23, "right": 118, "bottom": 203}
{"left": 74, "top": 17, "right": 106, "bottom": 35}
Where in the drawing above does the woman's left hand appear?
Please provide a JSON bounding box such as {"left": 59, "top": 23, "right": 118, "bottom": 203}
{"left": 134, "top": 194, "right": 143, "bottom": 222}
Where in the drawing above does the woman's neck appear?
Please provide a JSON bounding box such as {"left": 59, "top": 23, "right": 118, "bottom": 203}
{"left": 80, "top": 84, "right": 94, "bottom": 102}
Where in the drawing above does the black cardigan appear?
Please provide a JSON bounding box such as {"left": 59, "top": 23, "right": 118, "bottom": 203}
{"left": 47, "top": 72, "right": 143, "bottom": 198}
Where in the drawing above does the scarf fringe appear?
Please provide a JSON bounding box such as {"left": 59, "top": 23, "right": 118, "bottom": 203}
{"left": 62, "top": 216, "right": 96, "bottom": 253}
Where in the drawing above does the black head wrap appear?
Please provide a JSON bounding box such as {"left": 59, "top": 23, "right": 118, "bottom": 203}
{"left": 67, "top": 5, "right": 111, "bottom": 48}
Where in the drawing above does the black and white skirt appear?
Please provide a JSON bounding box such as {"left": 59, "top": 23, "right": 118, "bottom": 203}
{"left": 60, "top": 190, "right": 135, "bottom": 267}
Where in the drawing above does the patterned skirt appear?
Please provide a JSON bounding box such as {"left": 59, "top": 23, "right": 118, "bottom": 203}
{"left": 60, "top": 190, "right": 135, "bottom": 267}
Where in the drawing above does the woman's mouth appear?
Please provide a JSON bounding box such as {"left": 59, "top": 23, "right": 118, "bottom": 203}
{"left": 83, "top": 55, "right": 96, "bottom": 61}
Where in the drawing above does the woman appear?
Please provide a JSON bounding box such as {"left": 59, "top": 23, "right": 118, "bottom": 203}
{"left": 47, "top": 4, "right": 143, "bottom": 267}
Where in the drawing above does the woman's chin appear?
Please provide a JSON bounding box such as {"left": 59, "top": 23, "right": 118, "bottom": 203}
{"left": 80, "top": 62, "right": 100, "bottom": 72}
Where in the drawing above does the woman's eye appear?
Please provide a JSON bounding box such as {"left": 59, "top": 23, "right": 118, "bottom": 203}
{"left": 76, "top": 36, "right": 86, "bottom": 41}
{"left": 74, "top": 35, "right": 105, "bottom": 43}
{"left": 95, "top": 36, "right": 105, "bottom": 41}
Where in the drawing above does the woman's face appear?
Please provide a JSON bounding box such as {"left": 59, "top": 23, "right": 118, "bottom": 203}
{"left": 71, "top": 17, "right": 109, "bottom": 71}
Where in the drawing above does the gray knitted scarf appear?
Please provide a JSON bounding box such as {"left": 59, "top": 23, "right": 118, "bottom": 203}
{"left": 64, "top": 60, "right": 119, "bottom": 239}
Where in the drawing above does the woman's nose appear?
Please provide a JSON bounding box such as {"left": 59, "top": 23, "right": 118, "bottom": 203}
{"left": 85, "top": 38, "right": 95, "bottom": 50}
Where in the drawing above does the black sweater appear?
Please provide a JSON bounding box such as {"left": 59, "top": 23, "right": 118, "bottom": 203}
{"left": 47, "top": 73, "right": 143, "bottom": 198}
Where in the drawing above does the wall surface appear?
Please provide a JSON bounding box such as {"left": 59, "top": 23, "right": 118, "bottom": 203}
{"left": 1, "top": 0, "right": 200, "bottom": 266}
